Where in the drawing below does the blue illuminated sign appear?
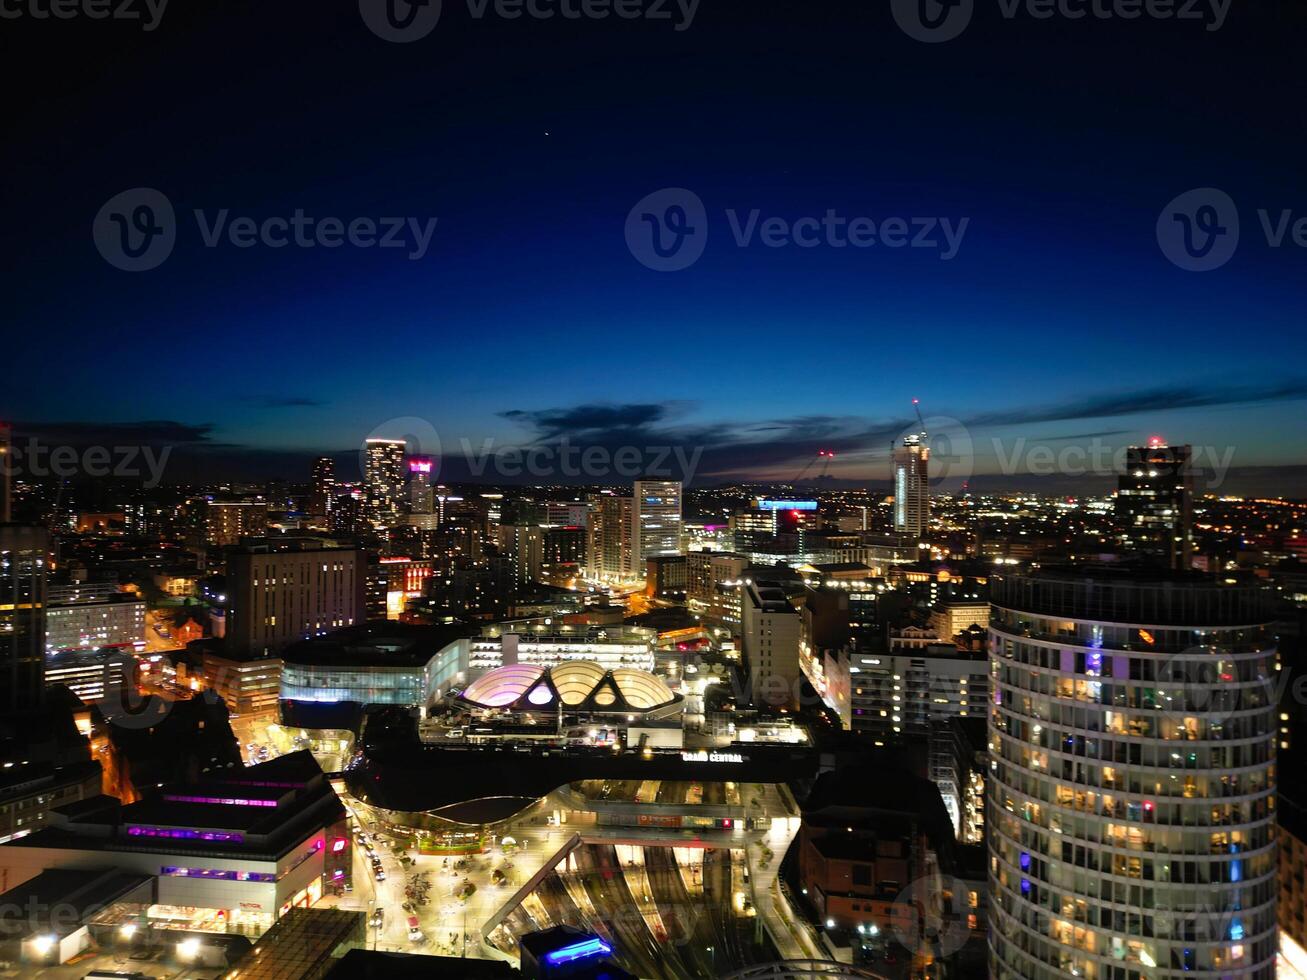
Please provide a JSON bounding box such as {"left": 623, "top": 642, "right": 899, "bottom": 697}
{"left": 543, "top": 937, "right": 613, "bottom": 966}
{"left": 757, "top": 500, "right": 818, "bottom": 511}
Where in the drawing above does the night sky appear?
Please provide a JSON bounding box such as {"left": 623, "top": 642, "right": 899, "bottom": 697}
{"left": 5, "top": 0, "right": 1306, "bottom": 491}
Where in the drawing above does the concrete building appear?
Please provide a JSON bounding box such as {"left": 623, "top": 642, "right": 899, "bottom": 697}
{"left": 927, "top": 600, "right": 989, "bottom": 645}
{"left": 0, "top": 524, "right": 49, "bottom": 714}
{"left": 44, "top": 587, "right": 145, "bottom": 656}
{"left": 585, "top": 494, "right": 635, "bottom": 583}
{"left": 741, "top": 581, "right": 802, "bottom": 708}
{"left": 633, "top": 480, "right": 682, "bottom": 565}
{"left": 309, "top": 456, "right": 335, "bottom": 519}
{"left": 1115, "top": 439, "right": 1194, "bottom": 570}
{"left": 0, "top": 752, "right": 349, "bottom": 938}
{"left": 224, "top": 538, "right": 363, "bottom": 656}
{"left": 206, "top": 501, "right": 268, "bottom": 548}
{"left": 988, "top": 567, "right": 1278, "bottom": 979}
{"left": 202, "top": 649, "right": 282, "bottom": 716}
{"left": 686, "top": 551, "right": 747, "bottom": 626}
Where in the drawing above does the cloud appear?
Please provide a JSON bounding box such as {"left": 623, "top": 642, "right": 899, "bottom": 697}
{"left": 501, "top": 403, "right": 670, "bottom": 439}
{"left": 7, "top": 420, "right": 222, "bottom": 446}
{"left": 966, "top": 380, "right": 1307, "bottom": 429}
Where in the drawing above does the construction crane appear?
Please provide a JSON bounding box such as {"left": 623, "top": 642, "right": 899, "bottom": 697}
{"left": 912, "top": 397, "right": 928, "bottom": 441}
{"left": 793, "top": 449, "right": 835, "bottom": 483}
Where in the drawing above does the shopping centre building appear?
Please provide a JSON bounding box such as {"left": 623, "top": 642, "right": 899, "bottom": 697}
{"left": 279, "top": 622, "right": 660, "bottom": 714}
{"left": 0, "top": 751, "right": 349, "bottom": 939}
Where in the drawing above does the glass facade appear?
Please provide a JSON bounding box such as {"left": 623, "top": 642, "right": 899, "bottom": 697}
{"left": 988, "top": 571, "right": 1278, "bottom": 979}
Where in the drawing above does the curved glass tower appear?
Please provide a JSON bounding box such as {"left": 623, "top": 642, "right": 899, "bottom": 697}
{"left": 988, "top": 568, "right": 1278, "bottom": 979}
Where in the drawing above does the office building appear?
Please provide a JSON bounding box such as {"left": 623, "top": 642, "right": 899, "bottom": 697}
{"left": 632, "top": 480, "right": 682, "bottom": 565}
{"left": 892, "top": 434, "right": 929, "bottom": 536}
{"left": 686, "top": 550, "right": 748, "bottom": 626}
{"left": 498, "top": 524, "right": 545, "bottom": 586}
{"left": 988, "top": 567, "right": 1278, "bottom": 978}
{"left": 928, "top": 600, "right": 990, "bottom": 645}
{"left": 544, "top": 501, "right": 590, "bottom": 527}
{"left": 1115, "top": 439, "right": 1194, "bottom": 570}
{"left": 408, "top": 455, "right": 435, "bottom": 514}
{"left": 44, "top": 586, "right": 145, "bottom": 656}
{"left": 310, "top": 456, "right": 335, "bottom": 518}
{"left": 364, "top": 438, "right": 406, "bottom": 528}
{"left": 1, "top": 524, "right": 49, "bottom": 714}
{"left": 586, "top": 494, "right": 635, "bottom": 583}
{"left": 644, "top": 555, "right": 687, "bottom": 597}
{"left": 224, "top": 538, "right": 364, "bottom": 656}
{"left": 202, "top": 648, "right": 282, "bottom": 716}
{"left": 741, "top": 580, "right": 802, "bottom": 707}
{"left": 0, "top": 760, "right": 102, "bottom": 845}
{"left": 206, "top": 500, "right": 268, "bottom": 547}
{"left": 44, "top": 647, "right": 135, "bottom": 704}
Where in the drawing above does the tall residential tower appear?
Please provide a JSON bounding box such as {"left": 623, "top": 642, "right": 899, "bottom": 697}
{"left": 988, "top": 567, "right": 1277, "bottom": 978}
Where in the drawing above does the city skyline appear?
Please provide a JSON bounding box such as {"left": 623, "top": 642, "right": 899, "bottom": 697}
{"left": 5, "top": 3, "right": 1307, "bottom": 495}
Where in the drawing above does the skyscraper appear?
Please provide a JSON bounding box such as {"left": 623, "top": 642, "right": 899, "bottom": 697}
{"left": 633, "top": 480, "right": 682, "bottom": 567}
{"left": 1116, "top": 438, "right": 1194, "bottom": 570}
{"left": 586, "top": 493, "right": 635, "bottom": 583}
{"left": 0, "top": 524, "right": 49, "bottom": 713}
{"left": 408, "top": 455, "right": 435, "bottom": 515}
{"left": 893, "top": 434, "right": 930, "bottom": 536}
{"left": 364, "top": 438, "right": 406, "bottom": 529}
{"left": 988, "top": 567, "right": 1277, "bottom": 978}
{"left": 310, "top": 456, "right": 335, "bottom": 518}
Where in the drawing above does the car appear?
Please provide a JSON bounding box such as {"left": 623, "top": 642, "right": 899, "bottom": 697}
{"left": 369, "top": 909, "right": 384, "bottom": 929}
{"left": 374, "top": 870, "right": 386, "bottom": 881}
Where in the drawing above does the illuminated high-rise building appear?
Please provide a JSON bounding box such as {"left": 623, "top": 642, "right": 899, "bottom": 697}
{"left": 1115, "top": 438, "right": 1193, "bottom": 570}
{"left": 408, "top": 455, "right": 435, "bottom": 515}
{"left": 988, "top": 567, "right": 1278, "bottom": 979}
{"left": 892, "top": 434, "right": 930, "bottom": 536}
{"left": 364, "top": 438, "right": 406, "bottom": 528}
{"left": 633, "top": 480, "right": 682, "bottom": 566}
{"left": 0, "top": 524, "right": 49, "bottom": 713}
{"left": 206, "top": 499, "right": 268, "bottom": 547}
{"left": 586, "top": 493, "right": 635, "bottom": 583}
{"left": 310, "top": 456, "right": 335, "bottom": 518}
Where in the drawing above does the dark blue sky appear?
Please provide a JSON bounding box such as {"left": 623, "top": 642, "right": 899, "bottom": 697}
{"left": 5, "top": 0, "right": 1306, "bottom": 490}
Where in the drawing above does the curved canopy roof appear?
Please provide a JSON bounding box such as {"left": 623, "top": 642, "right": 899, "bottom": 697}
{"left": 459, "top": 660, "right": 677, "bottom": 714}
